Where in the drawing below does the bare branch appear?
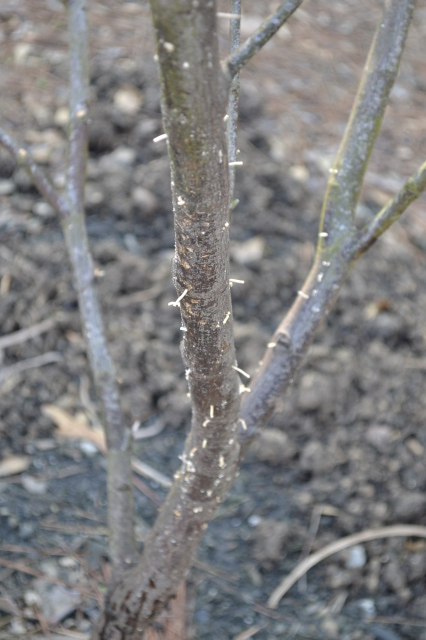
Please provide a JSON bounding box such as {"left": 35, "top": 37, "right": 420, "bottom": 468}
{"left": 351, "top": 160, "right": 426, "bottom": 259}
{"left": 0, "top": 317, "right": 56, "bottom": 350}
{"left": 94, "top": 2, "right": 242, "bottom": 636}
{"left": 268, "top": 525, "right": 426, "bottom": 608}
{"left": 64, "top": 0, "right": 137, "bottom": 578}
{"left": 0, "top": 127, "right": 70, "bottom": 219}
{"left": 67, "top": 0, "right": 89, "bottom": 212}
{"left": 320, "top": 0, "right": 416, "bottom": 239}
{"left": 238, "top": 0, "right": 417, "bottom": 453}
{"left": 239, "top": 250, "right": 351, "bottom": 454}
{"left": 227, "top": 0, "right": 241, "bottom": 208}
{"left": 226, "top": 0, "right": 304, "bottom": 79}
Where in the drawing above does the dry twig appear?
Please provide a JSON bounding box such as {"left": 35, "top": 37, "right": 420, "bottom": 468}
{"left": 268, "top": 525, "right": 426, "bottom": 608}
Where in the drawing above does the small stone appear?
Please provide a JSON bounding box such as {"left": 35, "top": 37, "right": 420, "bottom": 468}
{"left": 24, "top": 590, "right": 42, "bottom": 607}
{"left": 111, "top": 146, "right": 137, "bottom": 166}
{"left": 393, "top": 491, "right": 426, "bottom": 522}
{"left": 346, "top": 545, "right": 367, "bottom": 569}
{"left": 321, "top": 617, "right": 339, "bottom": 640}
{"left": 297, "top": 371, "right": 334, "bottom": 412}
{"left": 251, "top": 428, "right": 296, "bottom": 466}
{"left": 365, "top": 425, "right": 397, "bottom": 453}
{"left": 54, "top": 106, "right": 70, "bottom": 127}
{"left": 132, "top": 186, "right": 158, "bottom": 215}
{"left": 113, "top": 85, "right": 144, "bottom": 115}
{"left": 231, "top": 236, "right": 265, "bottom": 265}
{"left": 251, "top": 519, "right": 289, "bottom": 568}
{"left": 21, "top": 475, "right": 48, "bottom": 495}
{"left": 384, "top": 560, "right": 406, "bottom": 592}
{"left": 30, "top": 144, "right": 51, "bottom": 164}
{"left": 58, "top": 556, "right": 79, "bottom": 568}
{"left": 33, "top": 201, "right": 55, "bottom": 218}
{"left": 33, "top": 579, "right": 81, "bottom": 624}
{"left": 357, "top": 598, "right": 376, "bottom": 619}
{"left": 289, "top": 164, "right": 309, "bottom": 184}
{"left": 14, "top": 43, "right": 33, "bottom": 65}
{"left": 9, "top": 618, "right": 27, "bottom": 635}
{"left": 406, "top": 438, "right": 424, "bottom": 457}
{"left": 300, "top": 440, "right": 344, "bottom": 474}
{"left": 79, "top": 441, "right": 98, "bottom": 457}
{"left": 19, "top": 521, "right": 36, "bottom": 540}
{"left": 0, "top": 179, "right": 15, "bottom": 195}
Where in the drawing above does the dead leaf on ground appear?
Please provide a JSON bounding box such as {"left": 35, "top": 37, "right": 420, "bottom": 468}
{"left": 0, "top": 455, "right": 30, "bottom": 477}
{"left": 42, "top": 405, "right": 106, "bottom": 453}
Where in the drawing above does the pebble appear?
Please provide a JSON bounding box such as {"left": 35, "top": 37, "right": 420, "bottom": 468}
{"left": 346, "top": 544, "right": 367, "bottom": 569}
{"left": 365, "top": 425, "right": 396, "bottom": 453}
{"left": 0, "top": 179, "right": 15, "bottom": 195}
{"left": 132, "top": 186, "right": 158, "bottom": 215}
{"left": 297, "top": 370, "right": 334, "bottom": 412}
{"left": 393, "top": 491, "right": 426, "bottom": 522}
{"left": 33, "top": 201, "right": 55, "bottom": 218}
{"left": 321, "top": 617, "right": 339, "bottom": 639}
{"left": 231, "top": 236, "right": 265, "bottom": 265}
{"left": 251, "top": 428, "right": 296, "bottom": 466}
{"left": 113, "top": 85, "right": 144, "bottom": 115}
{"left": 21, "top": 474, "right": 48, "bottom": 495}
{"left": 33, "top": 579, "right": 81, "bottom": 624}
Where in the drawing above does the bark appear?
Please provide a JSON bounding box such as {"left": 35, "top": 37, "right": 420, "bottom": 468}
{"left": 93, "top": 2, "right": 241, "bottom": 637}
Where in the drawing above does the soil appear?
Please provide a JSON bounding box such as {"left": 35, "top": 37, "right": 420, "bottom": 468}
{"left": 2, "top": 1, "right": 426, "bottom": 639}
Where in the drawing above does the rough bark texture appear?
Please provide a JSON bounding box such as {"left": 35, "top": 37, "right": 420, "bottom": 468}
{"left": 92, "top": 2, "right": 241, "bottom": 638}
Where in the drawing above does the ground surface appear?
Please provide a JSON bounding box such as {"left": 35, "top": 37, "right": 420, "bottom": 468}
{"left": 2, "top": 1, "right": 426, "bottom": 639}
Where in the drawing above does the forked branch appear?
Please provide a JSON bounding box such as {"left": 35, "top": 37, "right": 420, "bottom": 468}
{"left": 226, "top": 0, "right": 304, "bottom": 79}
{"left": 238, "top": 0, "right": 417, "bottom": 454}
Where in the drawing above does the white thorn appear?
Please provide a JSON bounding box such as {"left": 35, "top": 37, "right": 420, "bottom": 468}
{"left": 153, "top": 133, "right": 168, "bottom": 143}
{"left": 217, "top": 12, "right": 241, "bottom": 19}
{"left": 210, "top": 405, "right": 214, "bottom": 418}
{"left": 239, "top": 418, "right": 247, "bottom": 431}
{"left": 297, "top": 290, "right": 309, "bottom": 300}
{"left": 168, "top": 288, "right": 188, "bottom": 307}
{"left": 319, "top": 232, "right": 328, "bottom": 238}
{"left": 232, "top": 365, "right": 250, "bottom": 379}
{"left": 229, "top": 161, "right": 243, "bottom": 166}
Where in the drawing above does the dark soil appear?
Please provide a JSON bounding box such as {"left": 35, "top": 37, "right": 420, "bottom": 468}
{"left": 2, "top": 2, "right": 426, "bottom": 639}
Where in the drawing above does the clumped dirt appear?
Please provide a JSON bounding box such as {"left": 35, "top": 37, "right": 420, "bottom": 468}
{"left": 2, "top": 2, "right": 426, "bottom": 639}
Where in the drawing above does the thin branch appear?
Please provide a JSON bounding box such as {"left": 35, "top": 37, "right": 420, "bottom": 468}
{"left": 227, "top": 0, "right": 241, "bottom": 209}
{"left": 238, "top": 0, "right": 417, "bottom": 454}
{"left": 0, "top": 316, "right": 56, "bottom": 350}
{"left": 268, "top": 525, "right": 426, "bottom": 608}
{"left": 0, "top": 352, "right": 63, "bottom": 385}
{"left": 64, "top": 0, "right": 137, "bottom": 578}
{"left": 351, "top": 160, "right": 426, "bottom": 260}
{"left": 319, "top": 0, "right": 416, "bottom": 240}
{"left": 67, "top": 0, "right": 89, "bottom": 212}
{"left": 226, "top": 0, "right": 304, "bottom": 79}
{"left": 0, "top": 127, "right": 70, "bottom": 219}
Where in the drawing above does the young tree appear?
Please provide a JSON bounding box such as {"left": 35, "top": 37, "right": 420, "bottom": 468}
{"left": 1, "top": 0, "right": 424, "bottom": 638}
